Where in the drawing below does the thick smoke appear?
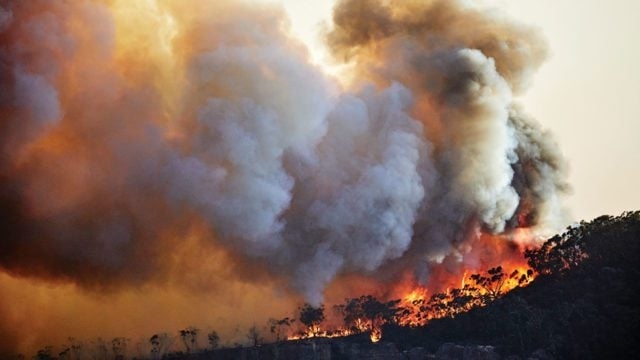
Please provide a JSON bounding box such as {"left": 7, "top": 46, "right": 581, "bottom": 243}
{"left": 325, "top": 0, "right": 568, "bottom": 285}
{"left": 0, "top": 0, "right": 569, "bottom": 353}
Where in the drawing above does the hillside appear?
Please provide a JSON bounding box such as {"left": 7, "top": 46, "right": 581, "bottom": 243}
{"left": 383, "top": 210, "right": 640, "bottom": 359}
{"left": 152, "top": 211, "right": 640, "bottom": 359}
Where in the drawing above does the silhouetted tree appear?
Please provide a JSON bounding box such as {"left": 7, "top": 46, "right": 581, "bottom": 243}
{"left": 426, "top": 292, "right": 450, "bottom": 319}
{"left": 268, "top": 317, "right": 295, "bottom": 341}
{"left": 449, "top": 284, "right": 482, "bottom": 314}
{"left": 524, "top": 232, "right": 586, "bottom": 276}
{"left": 207, "top": 331, "right": 220, "bottom": 350}
{"left": 298, "top": 303, "right": 325, "bottom": 336}
{"left": 334, "top": 297, "right": 367, "bottom": 333}
{"left": 149, "top": 333, "right": 172, "bottom": 359}
{"left": 334, "top": 295, "right": 403, "bottom": 335}
{"left": 246, "top": 325, "right": 263, "bottom": 347}
{"left": 470, "top": 266, "right": 507, "bottom": 301}
{"left": 179, "top": 326, "right": 199, "bottom": 353}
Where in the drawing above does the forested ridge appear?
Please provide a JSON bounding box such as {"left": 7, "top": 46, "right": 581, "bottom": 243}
{"left": 384, "top": 210, "right": 640, "bottom": 358}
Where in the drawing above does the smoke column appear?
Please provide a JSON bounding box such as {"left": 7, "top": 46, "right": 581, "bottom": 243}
{"left": 0, "top": 0, "right": 569, "bottom": 354}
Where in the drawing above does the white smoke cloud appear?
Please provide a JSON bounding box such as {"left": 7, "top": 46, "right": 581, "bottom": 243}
{"left": 284, "top": 83, "right": 429, "bottom": 301}
{"left": 431, "top": 48, "right": 519, "bottom": 233}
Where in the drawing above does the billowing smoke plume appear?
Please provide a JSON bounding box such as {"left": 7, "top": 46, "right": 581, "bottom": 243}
{"left": 322, "top": 0, "right": 569, "bottom": 287}
{"left": 0, "top": 0, "right": 569, "bottom": 353}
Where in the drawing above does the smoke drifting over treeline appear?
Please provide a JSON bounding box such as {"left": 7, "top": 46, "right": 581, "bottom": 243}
{"left": 0, "top": 0, "right": 568, "bottom": 355}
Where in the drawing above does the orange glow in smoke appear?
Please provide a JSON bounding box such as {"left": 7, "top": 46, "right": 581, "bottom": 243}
{"left": 285, "top": 228, "right": 539, "bottom": 342}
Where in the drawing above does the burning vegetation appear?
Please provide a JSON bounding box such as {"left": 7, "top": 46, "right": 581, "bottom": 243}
{"left": 0, "top": 0, "right": 574, "bottom": 357}
{"left": 288, "top": 263, "right": 534, "bottom": 343}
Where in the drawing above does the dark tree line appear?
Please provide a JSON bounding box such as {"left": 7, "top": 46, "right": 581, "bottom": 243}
{"left": 334, "top": 295, "right": 404, "bottom": 334}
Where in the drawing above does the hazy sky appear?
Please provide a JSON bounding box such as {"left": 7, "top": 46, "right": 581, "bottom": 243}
{"left": 280, "top": 0, "right": 640, "bottom": 222}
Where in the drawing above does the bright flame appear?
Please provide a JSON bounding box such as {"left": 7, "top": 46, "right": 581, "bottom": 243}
{"left": 460, "top": 270, "right": 468, "bottom": 289}
{"left": 404, "top": 288, "right": 428, "bottom": 303}
{"left": 389, "top": 228, "right": 539, "bottom": 327}
{"left": 286, "top": 248, "right": 537, "bottom": 343}
{"left": 287, "top": 328, "right": 354, "bottom": 341}
{"left": 370, "top": 328, "right": 382, "bottom": 343}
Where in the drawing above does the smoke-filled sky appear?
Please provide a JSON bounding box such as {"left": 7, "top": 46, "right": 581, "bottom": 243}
{"left": 282, "top": 0, "right": 640, "bottom": 222}
{"left": 0, "top": 0, "right": 637, "bottom": 357}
